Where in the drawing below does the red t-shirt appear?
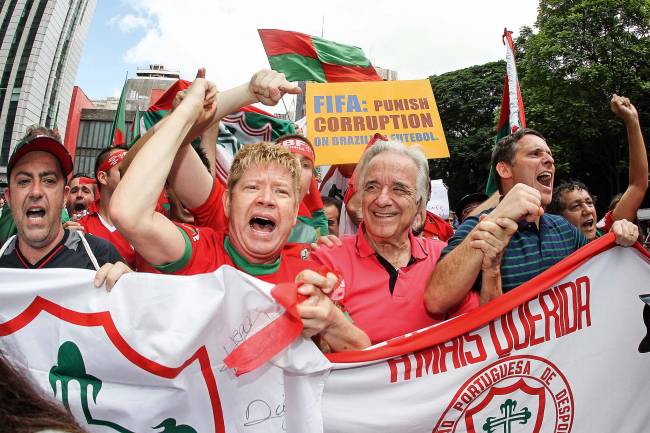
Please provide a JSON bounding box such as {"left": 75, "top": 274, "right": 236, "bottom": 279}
{"left": 156, "top": 224, "right": 315, "bottom": 284}
{"left": 79, "top": 212, "right": 136, "bottom": 268}
{"left": 422, "top": 211, "right": 454, "bottom": 242}
{"left": 188, "top": 179, "right": 228, "bottom": 231}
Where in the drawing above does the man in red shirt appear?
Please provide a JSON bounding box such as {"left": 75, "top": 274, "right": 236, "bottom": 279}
{"left": 311, "top": 140, "right": 479, "bottom": 345}
{"left": 110, "top": 73, "right": 369, "bottom": 352}
{"left": 78, "top": 145, "right": 136, "bottom": 268}
{"left": 66, "top": 173, "right": 96, "bottom": 220}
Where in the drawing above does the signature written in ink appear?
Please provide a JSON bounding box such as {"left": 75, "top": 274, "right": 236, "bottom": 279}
{"left": 244, "top": 398, "right": 286, "bottom": 430}
{"left": 220, "top": 310, "right": 275, "bottom": 371}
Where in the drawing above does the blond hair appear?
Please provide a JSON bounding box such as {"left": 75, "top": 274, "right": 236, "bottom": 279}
{"left": 228, "top": 142, "right": 300, "bottom": 197}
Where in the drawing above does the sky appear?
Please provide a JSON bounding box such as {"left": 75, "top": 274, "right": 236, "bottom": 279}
{"left": 76, "top": 0, "right": 540, "bottom": 106}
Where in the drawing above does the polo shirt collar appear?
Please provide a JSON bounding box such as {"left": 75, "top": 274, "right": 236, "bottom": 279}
{"left": 356, "top": 223, "right": 428, "bottom": 260}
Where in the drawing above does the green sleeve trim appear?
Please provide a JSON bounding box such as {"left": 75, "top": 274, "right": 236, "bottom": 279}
{"left": 288, "top": 220, "right": 318, "bottom": 243}
{"left": 153, "top": 226, "right": 193, "bottom": 273}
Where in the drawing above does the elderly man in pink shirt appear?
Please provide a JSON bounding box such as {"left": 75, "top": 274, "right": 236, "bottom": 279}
{"left": 311, "top": 140, "right": 480, "bottom": 345}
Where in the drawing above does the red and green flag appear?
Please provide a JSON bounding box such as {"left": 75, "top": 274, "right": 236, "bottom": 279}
{"left": 140, "top": 79, "right": 295, "bottom": 145}
{"left": 486, "top": 28, "right": 527, "bottom": 195}
{"left": 258, "top": 29, "right": 382, "bottom": 83}
{"left": 140, "top": 79, "right": 296, "bottom": 183}
{"left": 141, "top": 79, "right": 192, "bottom": 131}
{"left": 109, "top": 77, "right": 128, "bottom": 146}
{"left": 128, "top": 109, "right": 142, "bottom": 148}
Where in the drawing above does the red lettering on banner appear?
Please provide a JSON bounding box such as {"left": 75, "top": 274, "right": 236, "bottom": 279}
{"left": 558, "top": 282, "right": 579, "bottom": 334}
{"left": 489, "top": 316, "right": 513, "bottom": 357}
{"left": 463, "top": 332, "right": 487, "bottom": 364}
{"left": 388, "top": 277, "right": 592, "bottom": 385}
{"left": 576, "top": 276, "right": 591, "bottom": 328}
{"left": 523, "top": 301, "right": 545, "bottom": 346}
{"left": 439, "top": 337, "right": 462, "bottom": 372}
{"left": 509, "top": 308, "right": 530, "bottom": 350}
{"left": 387, "top": 355, "right": 411, "bottom": 383}
{"left": 541, "top": 367, "right": 557, "bottom": 384}
{"left": 539, "top": 288, "right": 564, "bottom": 339}
{"left": 414, "top": 347, "right": 436, "bottom": 378}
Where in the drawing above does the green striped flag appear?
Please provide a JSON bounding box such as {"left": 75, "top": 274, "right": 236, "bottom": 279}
{"left": 258, "top": 29, "right": 382, "bottom": 83}
{"left": 109, "top": 77, "right": 128, "bottom": 146}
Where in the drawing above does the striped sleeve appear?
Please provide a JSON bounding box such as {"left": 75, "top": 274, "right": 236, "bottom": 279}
{"left": 441, "top": 215, "right": 480, "bottom": 258}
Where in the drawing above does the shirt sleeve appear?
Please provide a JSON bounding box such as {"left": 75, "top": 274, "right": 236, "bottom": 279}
{"left": 441, "top": 215, "right": 480, "bottom": 258}
{"left": 575, "top": 226, "right": 589, "bottom": 249}
{"left": 152, "top": 224, "right": 222, "bottom": 275}
{"left": 188, "top": 178, "right": 228, "bottom": 230}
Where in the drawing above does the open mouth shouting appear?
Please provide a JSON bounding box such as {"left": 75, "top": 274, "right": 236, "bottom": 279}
{"left": 26, "top": 206, "right": 46, "bottom": 222}
{"left": 249, "top": 215, "right": 277, "bottom": 236}
{"left": 536, "top": 171, "right": 553, "bottom": 189}
{"left": 73, "top": 202, "right": 87, "bottom": 212}
{"left": 582, "top": 217, "right": 594, "bottom": 229}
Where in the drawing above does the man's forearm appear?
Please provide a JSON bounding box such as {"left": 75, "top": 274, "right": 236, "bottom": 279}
{"left": 113, "top": 106, "right": 198, "bottom": 227}
{"left": 480, "top": 267, "right": 503, "bottom": 305}
{"left": 424, "top": 239, "right": 483, "bottom": 315}
{"left": 613, "top": 117, "right": 648, "bottom": 222}
{"left": 214, "top": 83, "right": 256, "bottom": 120}
{"left": 626, "top": 117, "right": 647, "bottom": 191}
{"left": 321, "top": 311, "right": 371, "bottom": 352}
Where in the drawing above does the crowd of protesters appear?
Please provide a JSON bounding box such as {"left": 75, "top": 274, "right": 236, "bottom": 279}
{"left": 0, "top": 67, "right": 646, "bottom": 429}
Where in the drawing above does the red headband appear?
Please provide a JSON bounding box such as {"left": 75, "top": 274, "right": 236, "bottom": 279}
{"left": 278, "top": 138, "right": 315, "bottom": 164}
{"left": 97, "top": 149, "right": 126, "bottom": 174}
{"left": 78, "top": 177, "right": 96, "bottom": 185}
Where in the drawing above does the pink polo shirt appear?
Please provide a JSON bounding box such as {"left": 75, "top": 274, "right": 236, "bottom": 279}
{"left": 311, "top": 227, "right": 478, "bottom": 345}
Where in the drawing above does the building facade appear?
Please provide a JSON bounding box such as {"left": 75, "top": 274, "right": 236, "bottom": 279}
{"left": 70, "top": 65, "right": 179, "bottom": 173}
{"left": 0, "top": 0, "right": 96, "bottom": 180}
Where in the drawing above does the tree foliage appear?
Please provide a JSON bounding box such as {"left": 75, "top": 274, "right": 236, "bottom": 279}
{"left": 429, "top": 0, "right": 649, "bottom": 213}
{"left": 518, "top": 0, "right": 650, "bottom": 212}
{"left": 429, "top": 61, "right": 505, "bottom": 205}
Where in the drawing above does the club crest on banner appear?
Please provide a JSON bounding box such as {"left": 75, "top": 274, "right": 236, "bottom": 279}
{"left": 433, "top": 355, "right": 573, "bottom": 433}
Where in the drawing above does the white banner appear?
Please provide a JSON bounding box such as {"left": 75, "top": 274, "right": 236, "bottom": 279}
{"left": 324, "top": 237, "right": 650, "bottom": 432}
{"left": 1, "top": 236, "right": 649, "bottom": 433}
{"left": 0, "top": 266, "right": 329, "bottom": 433}
{"left": 426, "top": 179, "right": 450, "bottom": 219}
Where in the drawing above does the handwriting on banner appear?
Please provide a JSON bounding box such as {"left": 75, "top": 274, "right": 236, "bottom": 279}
{"left": 388, "top": 276, "right": 592, "bottom": 383}
{"left": 220, "top": 310, "right": 275, "bottom": 372}
{"left": 244, "top": 397, "right": 286, "bottom": 430}
{"left": 306, "top": 80, "right": 449, "bottom": 165}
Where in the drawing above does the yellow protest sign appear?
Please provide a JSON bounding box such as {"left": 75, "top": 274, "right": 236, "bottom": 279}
{"left": 305, "top": 79, "right": 449, "bottom": 165}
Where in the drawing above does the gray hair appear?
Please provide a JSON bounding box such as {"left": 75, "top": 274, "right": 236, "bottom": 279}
{"left": 355, "top": 140, "right": 430, "bottom": 210}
